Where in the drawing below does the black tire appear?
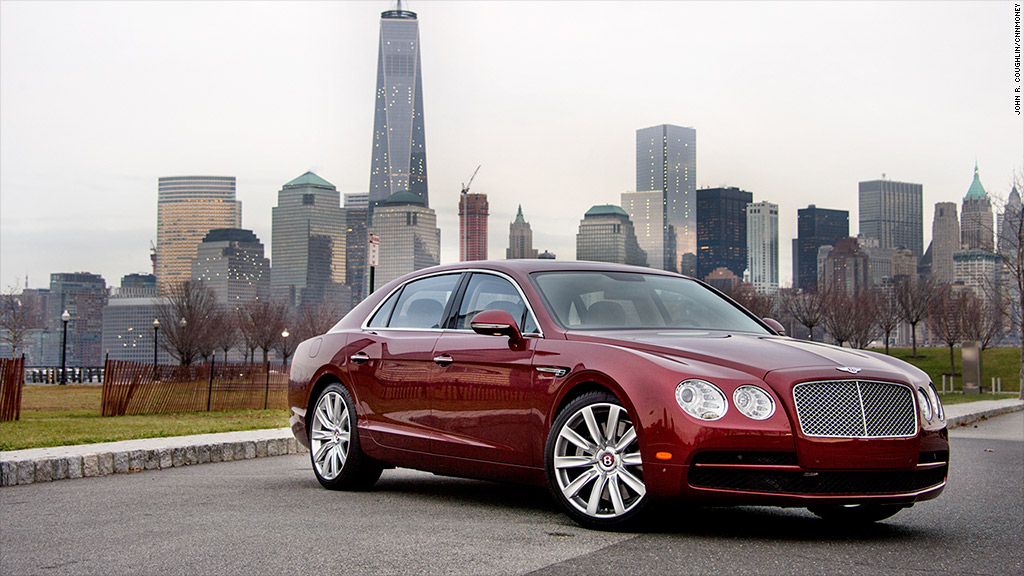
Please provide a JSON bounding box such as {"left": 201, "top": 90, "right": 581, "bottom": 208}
{"left": 308, "top": 382, "right": 382, "bottom": 490}
{"left": 545, "top": 390, "right": 647, "bottom": 530}
{"left": 807, "top": 504, "right": 906, "bottom": 523}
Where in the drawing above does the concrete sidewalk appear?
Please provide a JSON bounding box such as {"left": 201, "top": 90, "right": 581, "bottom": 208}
{"left": 2, "top": 398, "right": 1021, "bottom": 487}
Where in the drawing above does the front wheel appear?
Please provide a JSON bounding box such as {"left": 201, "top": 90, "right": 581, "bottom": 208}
{"left": 545, "top": 391, "right": 647, "bottom": 529}
{"left": 807, "top": 504, "right": 906, "bottom": 523}
{"left": 309, "top": 382, "right": 382, "bottom": 490}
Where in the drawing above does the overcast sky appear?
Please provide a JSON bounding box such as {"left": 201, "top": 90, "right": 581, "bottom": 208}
{"left": 1, "top": 0, "right": 1021, "bottom": 292}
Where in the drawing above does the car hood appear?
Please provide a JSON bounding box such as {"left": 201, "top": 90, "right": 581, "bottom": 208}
{"left": 565, "top": 330, "right": 925, "bottom": 384}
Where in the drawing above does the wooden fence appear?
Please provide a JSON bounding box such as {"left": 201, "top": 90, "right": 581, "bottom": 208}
{"left": 1, "top": 356, "right": 26, "bottom": 422}
{"left": 101, "top": 360, "right": 289, "bottom": 417}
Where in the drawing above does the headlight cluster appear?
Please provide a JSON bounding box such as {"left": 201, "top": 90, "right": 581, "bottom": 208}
{"left": 675, "top": 380, "right": 775, "bottom": 421}
{"left": 917, "top": 383, "right": 944, "bottom": 422}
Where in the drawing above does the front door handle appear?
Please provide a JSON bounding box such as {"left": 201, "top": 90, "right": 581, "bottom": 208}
{"left": 433, "top": 354, "right": 454, "bottom": 367}
{"left": 349, "top": 352, "right": 370, "bottom": 364}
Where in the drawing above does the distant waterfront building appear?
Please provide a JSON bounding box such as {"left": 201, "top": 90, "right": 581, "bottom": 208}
{"left": 892, "top": 248, "right": 918, "bottom": 280}
{"left": 45, "top": 272, "right": 108, "bottom": 366}
{"left": 368, "top": 190, "right": 440, "bottom": 289}
{"left": 859, "top": 236, "right": 893, "bottom": 286}
{"left": 101, "top": 296, "right": 175, "bottom": 364}
{"left": 368, "top": 4, "right": 428, "bottom": 209}
{"left": 621, "top": 189, "right": 675, "bottom": 271}
{"left": 998, "top": 186, "right": 1022, "bottom": 258}
{"left": 746, "top": 201, "right": 779, "bottom": 294}
{"left": 155, "top": 176, "right": 241, "bottom": 295}
{"left": 116, "top": 274, "right": 157, "bottom": 298}
{"left": 821, "top": 238, "right": 871, "bottom": 294}
{"left": 954, "top": 249, "right": 999, "bottom": 301}
{"left": 538, "top": 250, "right": 556, "bottom": 260}
{"left": 796, "top": 205, "right": 849, "bottom": 291}
{"left": 345, "top": 192, "right": 370, "bottom": 306}
{"left": 858, "top": 178, "right": 924, "bottom": 256}
{"left": 961, "top": 163, "right": 995, "bottom": 252}
{"left": 506, "top": 205, "right": 539, "bottom": 260}
{"left": 636, "top": 124, "right": 696, "bottom": 274}
{"left": 191, "top": 228, "right": 270, "bottom": 307}
{"left": 271, "top": 172, "right": 347, "bottom": 308}
{"left": 931, "top": 202, "right": 960, "bottom": 284}
{"left": 576, "top": 205, "right": 647, "bottom": 267}
{"left": 696, "top": 187, "right": 752, "bottom": 281}
{"left": 459, "top": 192, "right": 489, "bottom": 261}
{"left": 705, "top": 267, "right": 741, "bottom": 294}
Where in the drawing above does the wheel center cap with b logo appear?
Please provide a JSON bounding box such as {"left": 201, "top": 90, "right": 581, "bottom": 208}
{"left": 599, "top": 452, "right": 617, "bottom": 470}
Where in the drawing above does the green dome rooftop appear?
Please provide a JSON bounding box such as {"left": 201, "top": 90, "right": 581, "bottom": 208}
{"left": 964, "top": 162, "right": 988, "bottom": 201}
{"left": 283, "top": 171, "right": 336, "bottom": 190}
{"left": 585, "top": 204, "right": 630, "bottom": 218}
{"left": 381, "top": 190, "right": 426, "bottom": 207}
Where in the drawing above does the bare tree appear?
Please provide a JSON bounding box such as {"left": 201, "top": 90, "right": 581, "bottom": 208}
{"left": 780, "top": 288, "right": 825, "bottom": 341}
{"left": 927, "top": 285, "right": 966, "bottom": 384}
{"left": 821, "top": 287, "right": 856, "bottom": 347}
{"left": 156, "top": 280, "right": 219, "bottom": 366}
{"left": 0, "top": 282, "right": 42, "bottom": 356}
{"left": 237, "top": 299, "right": 288, "bottom": 365}
{"left": 292, "top": 300, "right": 348, "bottom": 344}
{"left": 210, "top": 309, "right": 240, "bottom": 362}
{"left": 988, "top": 172, "right": 1024, "bottom": 399}
{"left": 873, "top": 284, "right": 902, "bottom": 354}
{"left": 728, "top": 284, "right": 778, "bottom": 320}
{"left": 895, "top": 274, "right": 936, "bottom": 357}
{"left": 850, "top": 290, "right": 879, "bottom": 349}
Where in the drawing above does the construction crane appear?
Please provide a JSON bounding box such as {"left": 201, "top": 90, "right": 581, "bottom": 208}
{"left": 461, "top": 165, "right": 481, "bottom": 195}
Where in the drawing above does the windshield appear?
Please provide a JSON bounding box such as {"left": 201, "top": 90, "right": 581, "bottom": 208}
{"left": 532, "top": 271, "right": 769, "bottom": 334}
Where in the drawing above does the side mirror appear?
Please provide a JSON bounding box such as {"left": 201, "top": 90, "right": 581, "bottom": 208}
{"left": 762, "top": 318, "right": 786, "bottom": 336}
{"left": 470, "top": 309, "right": 523, "bottom": 341}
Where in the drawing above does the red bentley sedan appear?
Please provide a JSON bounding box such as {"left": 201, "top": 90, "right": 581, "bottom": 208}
{"left": 288, "top": 261, "right": 948, "bottom": 529}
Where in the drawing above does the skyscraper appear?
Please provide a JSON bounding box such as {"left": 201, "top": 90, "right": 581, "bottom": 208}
{"left": 858, "top": 178, "right": 924, "bottom": 256}
{"left": 155, "top": 176, "right": 241, "bottom": 295}
{"left": 271, "top": 172, "right": 347, "bottom": 308}
{"left": 931, "top": 202, "right": 960, "bottom": 284}
{"left": 459, "top": 192, "right": 488, "bottom": 261}
{"left": 821, "top": 238, "right": 871, "bottom": 294}
{"left": 636, "top": 124, "right": 696, "bottom": 274}
{"left": 506, "top": 205, "right": 539, "bottom": 259}
{"left": 961, "top": 163, "right": 995, "bottom": 252}
{"left": 621, "top": 189, "right": 675, "bottom": 271}
{"left": 345, "top": 192, "right": 370, "bottom": 307}
{"left": 796, "top": 205, "right": 849, "bottom": 291}
{"left": 191, "top": 228, "right": 270, "bottom": 307}
{"left": 368, "top": 190, "right": 440, "bottom": 289}
{"left": 576, "top": 205, "right": 647, "bottom": 267}
{"left": 696, "top": 187, "right": 752, "bottom": 281}
{"left": 369, "top": 3, "right": 428, "bottom": 209}
{"left": 746, "top": 201, "right": 779, "bottom": 294}
{"left": 46, "top": 272, "right": 108, "bottom": 366}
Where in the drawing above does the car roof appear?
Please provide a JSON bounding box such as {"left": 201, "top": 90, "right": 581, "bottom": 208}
{"left": 417, "top": 259, "right": 688, "bottom": 278}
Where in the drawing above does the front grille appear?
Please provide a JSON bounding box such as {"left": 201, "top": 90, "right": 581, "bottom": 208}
{"left": 689, "top": 466, "right": 947, "bottom": 495}
{"left": 793, "top": 380, "right": 917, "bottom": 438}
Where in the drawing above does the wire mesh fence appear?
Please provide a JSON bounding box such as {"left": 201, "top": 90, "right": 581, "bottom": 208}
{"left": 101, "top": 359, "right": 289, "bottom": 417}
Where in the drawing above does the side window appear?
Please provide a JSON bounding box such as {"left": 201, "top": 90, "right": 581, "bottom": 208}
{"left": 456, "top": 273, "right": 538, "bottom": 334}
{"left": 387, "top": 274, "right": 460, "bottom": 329}
{"left": 366, "top": 287, "right": 402, "bottom": 328}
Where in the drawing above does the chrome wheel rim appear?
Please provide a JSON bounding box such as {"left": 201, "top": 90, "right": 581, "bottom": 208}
{"left": 310, "top": 390, "right": 351, "bottom": 480}
{"left": 553, "top": 402, "right": 645, "bottom": 519}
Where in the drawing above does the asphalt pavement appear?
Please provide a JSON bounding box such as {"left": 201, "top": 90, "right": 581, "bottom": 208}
{"left": 1, "top": 397, "right": 1021, "bottom": 487}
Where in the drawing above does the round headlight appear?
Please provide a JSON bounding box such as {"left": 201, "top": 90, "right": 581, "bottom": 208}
{"left": 676, "top": 379, "right": 728, "bottom": 421}
{"left": 928, "top": 383, "right": 944, "bottom": 421}
{"left": 916, "top": 387, "right": 933, "bottom": 421}
{"left": 733, "top": 385, "right": 775, "bottom": 420}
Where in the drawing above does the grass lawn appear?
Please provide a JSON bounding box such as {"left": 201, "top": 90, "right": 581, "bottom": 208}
{"left": 0, "top": 385, "right": 289, "bottom": 451}
{"left": 885, "top": 347, "right": 1020, "bottom": 394}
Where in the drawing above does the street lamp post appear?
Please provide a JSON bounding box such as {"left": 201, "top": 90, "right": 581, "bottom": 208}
{"left": 152, "top": 318, "right": 160, "bottom": 367}
{"left": 60, "top": 310, "right": 70, "bottom": 385}
{"left": 281, "top": 330, "right": 290, "bottom": 369}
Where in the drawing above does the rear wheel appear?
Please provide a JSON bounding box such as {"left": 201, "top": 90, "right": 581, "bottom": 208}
{"left": 807, "top": 504, "right": 906, "bottom": 523}
{"left": 545, "top": 391, "right": 647, "bottom": 529}
{"left": 309, "top": 383, "right": 382, "bottom": 490}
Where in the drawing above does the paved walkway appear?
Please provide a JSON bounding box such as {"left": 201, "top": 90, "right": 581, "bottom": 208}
{"left": 2, "top": 398, "right": 1021, "bottom": 487}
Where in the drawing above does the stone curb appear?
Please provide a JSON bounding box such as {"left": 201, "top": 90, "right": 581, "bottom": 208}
{"left": 1, "top": 431, "right": 308, "bottom": 488}
{"left": 946, "top": 400, "right": 1024, "bottom": 428}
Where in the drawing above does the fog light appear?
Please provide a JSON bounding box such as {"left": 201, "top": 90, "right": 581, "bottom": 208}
{"left": 676, "top": 379, "right": 727, "bottom": 421}
{"left": 733, "top": 385, "right": 775, "bottom": 420}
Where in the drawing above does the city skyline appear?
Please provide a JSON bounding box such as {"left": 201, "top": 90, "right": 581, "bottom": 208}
{"left": 1, "top": 1, "right": 1020, "bottom": 291}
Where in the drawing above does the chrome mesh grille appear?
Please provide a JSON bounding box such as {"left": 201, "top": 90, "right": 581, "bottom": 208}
{"left": 793, "top": 380, "right": 917, "bottom": 438}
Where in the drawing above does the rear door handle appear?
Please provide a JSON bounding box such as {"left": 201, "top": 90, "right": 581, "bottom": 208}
{"left": 349, "top": 352, "right": 370, "bottom": 364}
{"left": 433, "top": 354, "right": 454, "bottom": 367}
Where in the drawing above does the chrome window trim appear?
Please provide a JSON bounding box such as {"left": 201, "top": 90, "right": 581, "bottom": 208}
{"left": 358, "top": 268, "right": 544, "bottom": 338}
{"left": 792, "top": 379, "right": 919, "bottom": 439}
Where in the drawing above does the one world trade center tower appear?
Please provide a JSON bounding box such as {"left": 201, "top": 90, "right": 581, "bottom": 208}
{"left": 368, "top": 2, "right": 428, "bottom": 209}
